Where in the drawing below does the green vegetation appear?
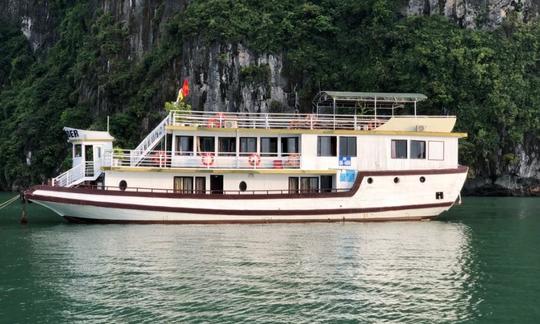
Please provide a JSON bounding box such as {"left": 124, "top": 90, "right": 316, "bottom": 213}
{"left": 1, "top": 0, "right": 539, "bottom": 189}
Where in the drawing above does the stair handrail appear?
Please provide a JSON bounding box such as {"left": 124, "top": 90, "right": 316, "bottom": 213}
{"left": 130, "top": 113, "right": 172, "bottom": 166}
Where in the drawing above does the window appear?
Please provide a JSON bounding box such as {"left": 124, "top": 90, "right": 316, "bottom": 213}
{"left": 176, "top": 136, "right": 194, "bottom": 155}
{"left": 339, "top": 137, "right": 357, "bottom": 157}
{"left": 288, "top": 177, "right": 299, "bottom": 194}
{"left": 195, "top": 177, "right": 206, "bottom": 194}
{"left": 428, "top": 141, "right": 444, "bottom": 160}
{"left": 410, "top": 140, "right": 426, "bottom": 159}
{"left": 300, "top": 177, "right": 319, "bottom": 193}
{"left": 240, "top": 137, "right": 257, "bottom": 156}
{"left": 218, "top": 137, "right": 236, "bottom": 156}
{"left": 391, "top": 140, "right": 407, "bottom": 159}
{"left": 281, "top": 137, "right": 299, "bottom": 155}
{"left": 317, "top": 136, "right": 337, "bottom": 156}
{"left": 119, "top": 180, "right": 127, "bottom": 191}
{"left": 74, "top": 144, "right": 82, "bottom": 157}
{"left": 239, "top": 181, "right": 247, "bottom": 192}
{"left": 261, "top": 137, "right": 278, "bottom": 157}
{"left": 198, "top": 136, "right": 215, "bottom": 153}
{"left": 174, "top": 177, "right": 194, "bottom": 193}
{"left": 97, "top": 147, "right": 101, "bottom": 158}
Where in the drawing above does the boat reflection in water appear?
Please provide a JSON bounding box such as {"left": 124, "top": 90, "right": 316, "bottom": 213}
{"left": 27, "top": 220, "right": 478, "bottom": 322}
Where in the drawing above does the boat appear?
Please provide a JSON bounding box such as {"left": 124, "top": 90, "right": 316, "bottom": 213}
{"left": 25, "top": 91, "right": 468, "bottom": 224}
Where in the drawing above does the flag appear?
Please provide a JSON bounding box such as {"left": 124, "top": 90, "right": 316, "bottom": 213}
{"left": 182, "top": 79, "right": 190, "bottom": 98}
{"left": 175, "top": 79, "right": 190, "bottom": 103}
{"left": 176, "top": 88, "right": 183, "bottom": 103}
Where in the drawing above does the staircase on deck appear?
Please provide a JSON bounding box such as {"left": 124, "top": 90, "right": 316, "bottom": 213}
{"left": 52, "top": 161, "right": 100, "bottom": 187}
{"left": 130, "top": 113, "right": 172, "bottom": 166}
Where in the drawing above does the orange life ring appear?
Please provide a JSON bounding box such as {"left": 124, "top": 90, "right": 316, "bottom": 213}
{"left": 152, "top": 151, "right": 166, "bottom": 164}
{"left": 287, "top": 153, "right": 300, "bottom": 167}
{"left": 248, "top": 153, "right": 261, "bottom": 167}
{"left": 201, "top": 152, "right": 215, "bottom": 166}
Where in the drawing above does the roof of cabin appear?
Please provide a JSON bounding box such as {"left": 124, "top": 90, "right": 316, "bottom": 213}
{"left": 318, "top": 91, "right": 427, "bottom": 102}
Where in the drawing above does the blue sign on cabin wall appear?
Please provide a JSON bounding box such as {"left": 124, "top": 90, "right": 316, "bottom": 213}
{"left": 339, "top": 156, "right": 351, "bottom": 166}
{"left": 340, "top": 170, "right": 356, "bottom": 182}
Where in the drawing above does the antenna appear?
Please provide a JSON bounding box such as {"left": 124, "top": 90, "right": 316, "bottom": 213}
{"left": 107, "top": 116, "right": 110, "bottom": 133}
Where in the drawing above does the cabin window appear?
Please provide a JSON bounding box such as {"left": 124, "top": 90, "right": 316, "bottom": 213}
{"left": 410, "top": 140, "right": 426, "bottom": 159}
{"left": 195, "top": 177, "right": 206, "bottom": 194}
{"left": 119, "top": 180, "right": 127, "bottom": 191}
{"left": 391, "top": 140, "right": 407, "bottom": 159}
{"left": 174, "top": 176, "right": 194, "bottom": 193}
{"left": 218, "top": 137, "right": 236, "bottom": 156}
{"left": 428, "top": 141, "right": 444, "bottom": 160}
{"left": 317, "top": 136, "right": 337, "bottom": 156}
{"left": 198, "top": 136, "right": 215, "bottom": 153}
{"left": 300, "top": 177, "right": 319, "bottom": 193}
{"left": 339, "top": 137, "right": 357, "bottom": 157}
{"left": 239, "top": 137, "right": 257, "bottom": 156}
{"left": 288, "top": 177, "right": 299, "bottom": 194}
{"left": 97, "top": 147, "right": 101, "bottom": 158}
{"left": 74, "top": 144, "right": 82, "bottom": 157}
{"left": 176, "top": 136, "right": 194, "bottom": 155}
{"left": 281, "top": 137, "right": 299, "bottom": 155}
{"left": 239, "top": 181, "right": 247, "bottom": 192}
{"left": 261, "top": 137, "right": 278, "bottom": 157}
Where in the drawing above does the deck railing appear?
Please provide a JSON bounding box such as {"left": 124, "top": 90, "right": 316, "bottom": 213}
{"left": 103, "top": 149, "right": 301, "bottom": 169}
{"left": 77, "top": 184, "right": 351, "bottom": 195}
{"left": 172, "top": 111, "right": 389, "bottom": 130}
{"left": 52, "top": 161, "right": 97, "bottom": 187}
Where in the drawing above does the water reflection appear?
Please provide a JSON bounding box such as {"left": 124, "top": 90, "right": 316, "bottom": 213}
{"left": 26, "top": 221, "right": 476, "bottom": 322}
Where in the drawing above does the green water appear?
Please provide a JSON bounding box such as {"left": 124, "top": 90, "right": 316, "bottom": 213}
{"left": 1, "top": 193, "right": 539, "bottom": 323}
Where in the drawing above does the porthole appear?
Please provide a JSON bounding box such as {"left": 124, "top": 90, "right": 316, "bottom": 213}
{"left": 393, "top": 177, "right": 400, "bottom": 184}
{"left": 119, "top": 180, "right": 127, "bottom": 191}
{"left": 239, "top": 181, "right": 247, "bottom": 192}
{"left": 420, "top": 176, "right": 426, "bottom": 183}
{"left": 367, "top": 177, "right": 373, "bottom": 184}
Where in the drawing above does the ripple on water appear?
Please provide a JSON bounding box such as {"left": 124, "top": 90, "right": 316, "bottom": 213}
{"left": 1, "top": 220, "right": 481, "bottom": 323}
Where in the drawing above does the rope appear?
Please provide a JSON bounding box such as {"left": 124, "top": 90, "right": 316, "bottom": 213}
{"left": 0, "top": 195, "right": 19, "bottom": 210}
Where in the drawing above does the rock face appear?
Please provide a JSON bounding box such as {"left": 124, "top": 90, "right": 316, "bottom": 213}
{"left": 463, "top": 135, "right": 540, "bottom": 196}
{"left": 406, "top": 0, "right": 540, "bottom": 28}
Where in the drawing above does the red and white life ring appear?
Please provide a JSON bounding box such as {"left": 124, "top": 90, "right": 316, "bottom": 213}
{"left": 152, "top": 151, "right": 167, "bottom": 165}
{"left": 201, "top": 152, "right": 215, "bottom": 166}
{"left": 248, "top": 153, "right": 261, "bottom": 167}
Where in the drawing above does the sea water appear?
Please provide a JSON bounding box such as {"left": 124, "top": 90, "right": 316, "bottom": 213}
{"left": 0, "top": 193, "right": 539, "bottom": 323}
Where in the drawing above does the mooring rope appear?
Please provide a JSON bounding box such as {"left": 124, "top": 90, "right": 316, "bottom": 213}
{"left": 0, "top": 195, "right": 19, "bottom": 210}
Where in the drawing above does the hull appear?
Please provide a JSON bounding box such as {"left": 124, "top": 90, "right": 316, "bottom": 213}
{"left": 26, "top": 166, "right": 468, "bottom": 224}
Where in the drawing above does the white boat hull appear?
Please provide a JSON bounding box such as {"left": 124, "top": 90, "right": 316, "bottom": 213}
{"left": 26, "top": 167, "right": 468, "bottom": 224}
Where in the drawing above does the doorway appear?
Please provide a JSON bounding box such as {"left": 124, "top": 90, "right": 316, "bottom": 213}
{"left": 320, "top": 175, "right": 333, "bottom": 193}
{"left": 85, "top": 145, "right": 94, "bottom": 177}
{"left": 210, "top": 175, "right": 224, "bottom": 194}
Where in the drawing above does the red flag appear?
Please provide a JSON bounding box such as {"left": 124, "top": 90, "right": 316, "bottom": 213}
{"left": 181, "top": 79, "right": 189, "bottom": 98}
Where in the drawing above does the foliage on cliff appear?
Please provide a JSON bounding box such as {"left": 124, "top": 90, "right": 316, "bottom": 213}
{"left": 0, "top": 0, "right": 539, "bottom": 189}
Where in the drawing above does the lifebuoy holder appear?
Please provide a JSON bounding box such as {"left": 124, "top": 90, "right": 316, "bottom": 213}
{"left": 248, "top": 153, "right": 261, "bottom": 167}
{"left": 152, "top": 150, "right": 167, "bottom": 166}
{"left": 201, "top": 152, "right": 215, "bottom": 167}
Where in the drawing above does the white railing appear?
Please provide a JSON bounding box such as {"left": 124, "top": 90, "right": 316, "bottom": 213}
{"left": 131, "top": 113, "right": 172, "bottom": 166}
{"left": 52, "top": 162, "right": 98, "bottom": 187}
{"left": 104, "top": 149, "right": 301, "bottom": 170}
{"left": 172, "top": 111, "right": 389, "bottom": 130}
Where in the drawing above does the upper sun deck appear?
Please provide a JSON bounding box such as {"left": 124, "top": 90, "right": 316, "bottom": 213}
{"left": 167, "top": 91, "right": 458, "bottom": 134}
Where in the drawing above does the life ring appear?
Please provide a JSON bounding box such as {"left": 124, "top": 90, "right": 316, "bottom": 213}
{"left": 287, "top": 153, "right": 300, "bottom": 167}
{"left": 152, "top": 151, "right": 166, "bottom": 165}
{"left": 207, "top": 112, "right": 225, "bottom": 128}
{"left": 201, "top": 152, "right": 215, "bottom": 167}
{"left": 248, "top": 153, "right": 261, "bottom": 167}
